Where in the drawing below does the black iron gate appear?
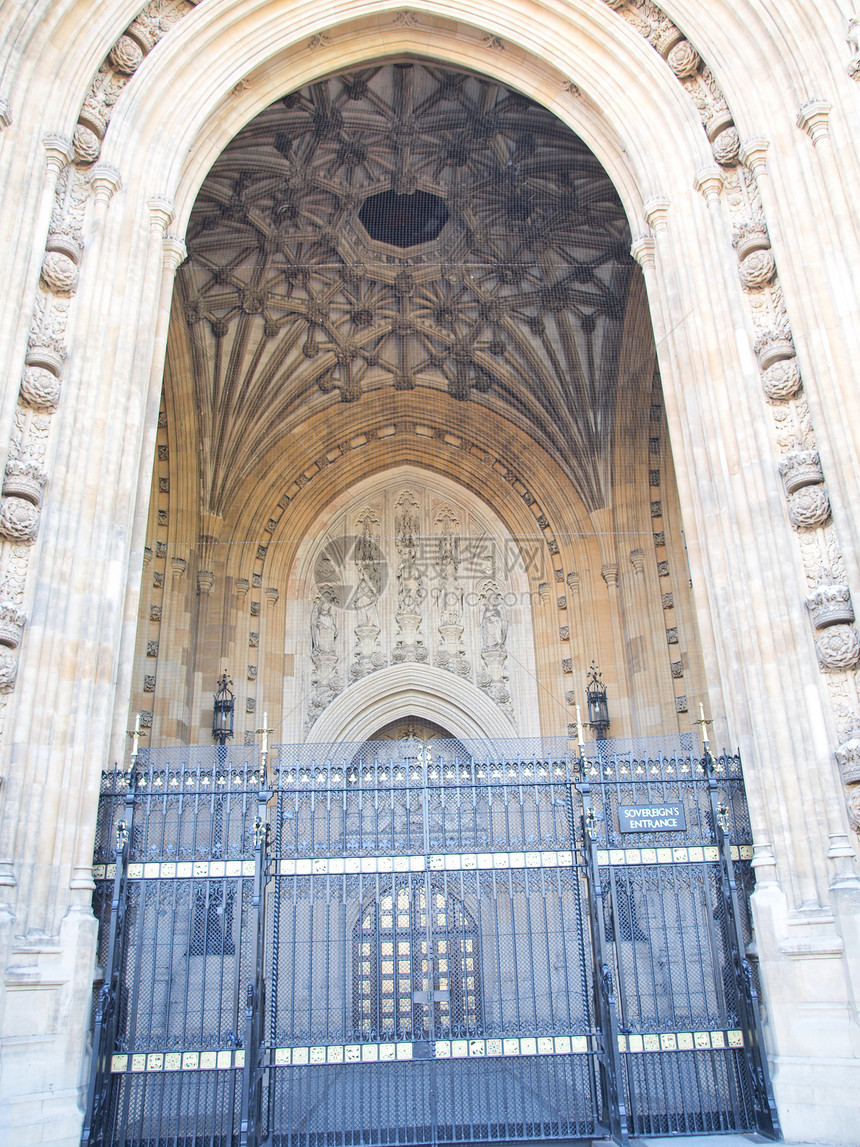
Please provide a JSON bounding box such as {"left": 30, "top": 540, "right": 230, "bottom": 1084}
{"left": 82, "top": 737, "right": 779, "bottom": 1147}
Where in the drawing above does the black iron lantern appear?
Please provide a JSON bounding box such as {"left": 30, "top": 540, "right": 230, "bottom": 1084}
{"left": 586, "top": 662, "right": 610, "bottom": 739}
{"left": 212, "top": 672, "right": 235, "bottom": 745}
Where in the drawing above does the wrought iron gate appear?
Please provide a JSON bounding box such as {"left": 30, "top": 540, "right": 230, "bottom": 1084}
{"left": 82, "top": 737, "right": 779, "bottom": 1147}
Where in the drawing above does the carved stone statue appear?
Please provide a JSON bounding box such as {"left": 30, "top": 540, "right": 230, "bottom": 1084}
{"left": 392, "top": 493, "right": 427, "bottom": 662}
{"left": 434, "top": 507, "right": 469, "bottom": 676}
{"left": 480, "top": 589, "right": 508, "bottom": 651}
{"left": 476, "top": 581, "right": 514, "bottom": 721}
{"left": 353, "top": 563, "right": 380, "bottom": 630}
{"left": 310, "top": 589, "right": 338, "bottom": 653}
{"left": 307, "top": 586, "right": 342, "bottom": 729}
{"left": 351, "top": 510, "right": 386, "bottom": 679}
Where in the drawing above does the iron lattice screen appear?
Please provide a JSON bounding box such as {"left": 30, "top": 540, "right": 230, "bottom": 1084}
{"left": 83, "top": 739, "right": 778, "bottom": 1147}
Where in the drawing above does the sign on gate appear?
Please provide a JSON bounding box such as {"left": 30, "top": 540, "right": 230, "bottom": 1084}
{"left": 617, "top": 802, "right": 687, "bottom": 832}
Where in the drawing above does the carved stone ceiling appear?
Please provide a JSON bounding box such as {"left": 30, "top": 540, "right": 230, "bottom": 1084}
{"left": 179, "top": 62, "right": 636, "bottom": 521}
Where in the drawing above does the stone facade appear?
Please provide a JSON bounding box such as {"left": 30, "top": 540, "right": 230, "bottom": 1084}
{"left": 0, "top": 2, "right": 858, "bottom": 1145}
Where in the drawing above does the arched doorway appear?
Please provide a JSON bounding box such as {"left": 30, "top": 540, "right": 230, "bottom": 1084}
{"left": 86, "top": 57, "right": 774, "bottom": 1147}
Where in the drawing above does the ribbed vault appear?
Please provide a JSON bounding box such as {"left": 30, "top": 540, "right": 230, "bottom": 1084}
{"left": 178, "top": 60, "right": 636, "bottom": 521}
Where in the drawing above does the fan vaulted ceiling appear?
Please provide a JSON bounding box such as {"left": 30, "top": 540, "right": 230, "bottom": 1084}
{"left": 178, "top": 62, "right": 639, "bottom": 518}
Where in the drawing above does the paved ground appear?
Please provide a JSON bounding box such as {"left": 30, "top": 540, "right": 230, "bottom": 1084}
{"left": 636, "top": 1138, "right": 835, "bottom": 1147}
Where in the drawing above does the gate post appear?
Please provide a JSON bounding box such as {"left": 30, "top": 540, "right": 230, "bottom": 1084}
{"left": 239, "top": 782, "right": 271, "bottom": 1147}
{"left": 80, "top": 770, "right": 136, "bottom": 1147}
{"left": 705, "top": 749, "right": 781, "bottom": 1140}
{"left": 576, "top": 773, "right": 630, "bottom": 1147}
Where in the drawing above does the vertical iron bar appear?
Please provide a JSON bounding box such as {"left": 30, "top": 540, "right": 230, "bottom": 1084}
{"left": 576, "top": 772, "right": 629, "bottom": 1147}
{"left": 705, "top": 751, "right": 781, "bottom": 1139}
{"left": 239, "top": 782, "right": 271, "bottom": 1147}
{"left": 81, "top": 770, "right": 136, "bottom": 1147}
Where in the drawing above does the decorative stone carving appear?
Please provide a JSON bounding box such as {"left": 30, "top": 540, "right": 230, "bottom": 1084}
{"left": 250, "top": 601, "right": 260, "bottom": 616}
{"left": 667, "top": 40, "right": 700, "bottom": 77}
{"left": 153, "top": 571, "right": 164, "bottom": 588}
{"left": 143, "top": 675, "right": 156, "bottom": 693}
{"left": 761, "top": 360, "right": 802, "bottom": 400}
{"left": 392, "top": 493, "right": 427, "bottom": 664}
{"left": 0, "top": 497, "right": 39, "bottom": 542}
{"left": 146, "top": 641, "right": 158, "bottom": 658}
{"left": 754, "top": 329, "right": 795, "bottom": 371}
{"left": 45, "top": 231, "right": 83, "bottom": 263}
{"left": 649, "top": 470, "right": 660, "bottom": 486}
{"left": 562, "top": 659, "right": 573, "bottom": 674}
{"left": 711, "top": 127, "right": 740, "bottom": 166}
{"left": 72, "top": 124, "right": 101, "bottom": 165}
{"left": 666, "top": 627, "right": 679, "bottom": 645}
{"left": 653, "top": 532, "right": 666, "bottom": 548}
{"left": 732, "top": 222, "right": 770, "bottom": 260}
{"left": 738, "top": 250, "right": 776, "bottom": 289}
{"left": 249, "top": 632, "right": 259, "bottom": 648}
{"left": 557, "top": 596, "right": 567, "bottom": 610}
{"left": 559, "top": 626, "right": 570, "bottom": 641}
{"left": 836, "top": 738, "right": 860, "bottom": 785}
{"left": 139, "top": 710, "right": 153, "bottom": 729}
{"left": 675, "top": 696, "right": 688, "bottom": 713}
{"left": 197, "top": 570, "right": 215, "bottom": 595}
{"left": 150, "top": 605, "right": 161, "bottom": 622}
{"left": 848, "top": 16, "right": 860, "bottom": 79}
{"left": 434, "top": 507, "right": 470, "bottom": 677}
{"left": 3, "top": 456, "right": 47, "bottom": 505}
{"left": 0, "top": 603, "right": 26, "bottom": 648}
{"left": 109, "top": 34, "right": 144, "bottom": 73}
{"left": 307, "top": 587, "right": 342, "bottom": 726}
{"left": 671, "top": 661, "right": 684, "bottom": 679}
{"left": 477, "top": 580, "right": 513, "bottom": 719}
{"left": 806, "top": 583, "right": 854, "bottom": 629}
{"left": 265, "top": 587, "right": 279, "bottom": 607}
{"left": 651, "top": 501, "right": 662, "bottom": 517}
{"left": 26, "top": 338, "right": 65, "bottom": 376}
{"left": 779, "top": 449, "right": 823, "bottom": 494}
{"left": 143, "top": 546, "right": 153, "bottom": 568}
{"left": 171, "top": 556, "right": 186, "bottom": 581}
{"left": 155, "top": 541, "right": 167, "bottom": 559}
{"left": 0, "top": 649, "right": 18, "bottom": 692}
{"left": 157, "top": 510, "right": 168, "bottom": 526}
{"left": 816, "top": 625, "right": 860, "bottom": 670}
{"left": 657, "top": 561, "right": 670, "bottom": 577}
{"left": 662, "top": 593, "right": 674, "bottom": 610}
{"left": 247, "top": 665, "right": 257, "bottom": 680}
{"left": 847, "top": 785, "right": 860, "bottom": 834}
{"left": 788, "top": 485, "right": 830, "bottom": 528}
{"left": 20, "top": 366, "right": 61, "bottom": 410}
{"left": 41, "top": 252, "right": 79, "bottom": 295}
{"left": 252, "top": 573, "right": 262, "bottom": 588}
{"left": 235, "top": 577, "right": 250, "bottom": 599}
{"left": 246, "top": 697, "right": 256, "bottom": 713}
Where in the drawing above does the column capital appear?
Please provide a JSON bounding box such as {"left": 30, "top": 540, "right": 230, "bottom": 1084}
{"left": 797, "top": 98, "right": 832, "bottom": 146}
{"left": 643, "top": 194, "right": 670, "bottom": 235}
{"left": 0, "top": 99, "right": 11, "bottom": 129}
{"left": 630, "top": 233, "right": 656, "bottom": 270}
{"left": 694, "top": 164, "right": 724, "bottom": 206}
{"left": 42, "top": 133, "right": 74, "bottom": 175}
{"left": 90, "top": 163, "right": 122, "bottom": 206}
{"left": 147, "top": 195, "right": 175, "bottom": 234}
{"left": 163, "top": 234, "right": 187, "bottom": 274}
{"left": 739, "top": 136, "right": 769, "bottom": 175}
